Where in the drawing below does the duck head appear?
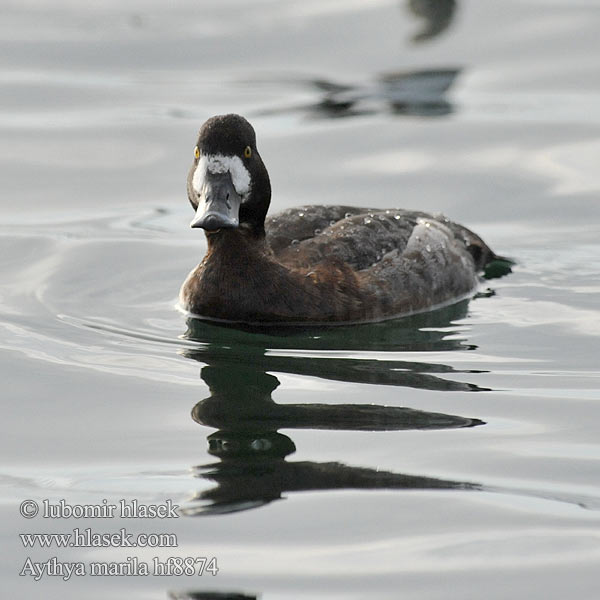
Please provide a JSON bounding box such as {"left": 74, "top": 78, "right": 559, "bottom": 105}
{"left": 187, "top": 114, "right": 272, "bottom": 236}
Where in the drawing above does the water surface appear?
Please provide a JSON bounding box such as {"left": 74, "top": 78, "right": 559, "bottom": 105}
{"left": 2, "top": 1, "right": 600, "bottom": 598}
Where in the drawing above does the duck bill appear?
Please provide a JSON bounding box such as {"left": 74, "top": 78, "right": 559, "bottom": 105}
{"left": 191, "top": 171, "right": 241, "bottom": 230}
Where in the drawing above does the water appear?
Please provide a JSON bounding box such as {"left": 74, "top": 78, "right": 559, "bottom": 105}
{"left": 2, "top": 0, "right": 600, "bottom": 598}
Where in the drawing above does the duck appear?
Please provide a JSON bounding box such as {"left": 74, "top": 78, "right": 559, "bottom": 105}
{"left": 179, "top": 114, "right": 508, "bottom": 325}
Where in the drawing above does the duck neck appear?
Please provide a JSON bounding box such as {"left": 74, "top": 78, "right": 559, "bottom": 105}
{"left": 204, "top": 227, "right": 269, "bottom": 264}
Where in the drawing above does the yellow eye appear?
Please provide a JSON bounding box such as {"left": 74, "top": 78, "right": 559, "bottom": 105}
{"left": 244, "top": 146, "right": 252, "bottom": 158}
{"left": 194, "top": 146, "right": 200, "bottom": 159}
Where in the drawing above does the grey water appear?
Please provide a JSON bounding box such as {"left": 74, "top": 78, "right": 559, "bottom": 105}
{"left": 2, "top": 0, "right": 600, "bottom": 598}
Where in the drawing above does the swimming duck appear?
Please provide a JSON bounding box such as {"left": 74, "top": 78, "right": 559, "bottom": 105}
{"left": 180, "top": 114, "right": 506, "bottom": 325}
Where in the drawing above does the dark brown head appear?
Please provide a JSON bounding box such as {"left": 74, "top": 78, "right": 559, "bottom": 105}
{"left": 187, "top": 114, "right": 271, "bottom": 236}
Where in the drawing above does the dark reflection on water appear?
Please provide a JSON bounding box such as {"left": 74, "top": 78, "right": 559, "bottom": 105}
{"left": 176, "top": 300, "right": 596, "bottom": 521}
{"left": 187, "top": 431, "right": 479, "bottom": 516}
{"left": 182, "top": 300, "right": 490, "bottom": 392}
{"left": 184, "top": 298, "right": 476, "bottom": 351}
{"left": 179, "top": 302, "right": 484, "bottom": 516}
{"left": 191, "top": 366, "right": 483, "bottom": 432}
{"left": 183, "top": 366, "right": 481, "bottom": 516}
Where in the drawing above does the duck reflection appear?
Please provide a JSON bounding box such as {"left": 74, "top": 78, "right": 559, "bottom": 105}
{"left": 182, "top": 299, "right": 490, "bottom": 393}
{"left": 182, "top": 366, "right": 481, "bottom": 516}
{"left": 191, "top": 366, "right": 483, "bottom": 433}
{"left": 179, "top": 303, "right": 485, "bottom": 515}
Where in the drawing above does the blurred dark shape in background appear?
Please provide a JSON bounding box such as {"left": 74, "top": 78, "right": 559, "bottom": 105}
{"left": 407, "top": 0, "right": 458, "bottom": 43}
{"left": 168, "top": 592, "right": 257, "bottom": 600}
{"left": 314, "top": 68, "right": 460, "bottom": 117}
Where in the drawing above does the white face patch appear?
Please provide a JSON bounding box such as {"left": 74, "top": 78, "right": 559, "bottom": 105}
{"left": 192, "top": 153, "right": 251, "bottom": 198}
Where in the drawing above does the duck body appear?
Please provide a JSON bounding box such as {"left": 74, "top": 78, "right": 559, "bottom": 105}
{"left": 180, "top": 114, "right": 503, "bottom": 325}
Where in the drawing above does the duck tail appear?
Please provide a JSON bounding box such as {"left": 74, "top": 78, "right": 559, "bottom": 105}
{"left": 483, "top": 253, "right": 515, "bottom": 279}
